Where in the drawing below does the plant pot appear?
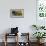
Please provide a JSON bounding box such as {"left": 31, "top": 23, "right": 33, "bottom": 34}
{"left": 37, "top": 39, "right": 40, "bottom": 43}
{"left": 37, "top": 39, "right": 45, "bottom": 44}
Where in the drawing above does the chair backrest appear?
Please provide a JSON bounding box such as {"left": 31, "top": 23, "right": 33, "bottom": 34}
{"left": 11, "top": 27, "right": 18, "bottom": 34}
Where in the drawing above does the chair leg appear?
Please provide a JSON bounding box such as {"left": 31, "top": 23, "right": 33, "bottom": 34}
{"left": 4, "top": 33, "right": 7, "bottom": 46}
{"left": 15, "top": 34, "right": 18, "bottom": 46}
{"left": 4, "top": 41, "right": 7, "bottom": 46}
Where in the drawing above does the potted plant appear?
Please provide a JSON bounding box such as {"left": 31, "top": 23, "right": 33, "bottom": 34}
{"left": 32, "top": 24, "right": 45, "bottom": 30}
{"left": 40, "top": 26, "right": 45, "bottom": 29}
{"left": 32, "top": 25, "right": 40, "bottom": 30}
{"left": 33, "top": 32, "right": 46, "bottom": 43}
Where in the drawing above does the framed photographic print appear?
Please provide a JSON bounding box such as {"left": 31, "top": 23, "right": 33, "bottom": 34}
{"left": 10, "top": 9, "right": 24, "bottom": 18}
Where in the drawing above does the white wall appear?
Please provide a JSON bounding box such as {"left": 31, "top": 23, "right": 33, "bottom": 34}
{"left": 0, "top": 0, "right": 36, "bottom": 42}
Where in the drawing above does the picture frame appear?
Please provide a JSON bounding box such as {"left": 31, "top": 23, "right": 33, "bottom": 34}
{"left": 10, "top": 9, "right": 24, "bottom": 18}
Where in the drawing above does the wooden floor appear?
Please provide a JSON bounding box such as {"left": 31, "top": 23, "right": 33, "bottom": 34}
{"left": 0, "top": 42, "right": 46, "bottom": 46}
